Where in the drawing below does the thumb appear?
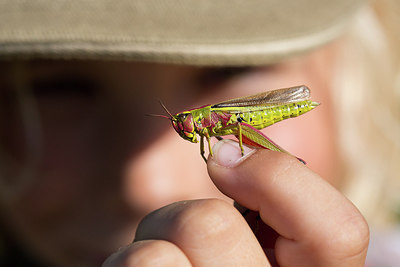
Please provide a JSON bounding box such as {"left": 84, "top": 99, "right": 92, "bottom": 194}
{"left": 207, "top": 139, "right": 369, "bottom": 266}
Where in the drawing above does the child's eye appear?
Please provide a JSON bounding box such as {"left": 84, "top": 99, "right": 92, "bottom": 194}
{"left": 31, "top": 75, "right": 98, "bottom": 99}
{"left": 27, "top": 75, "right": 101, "bottom": 124}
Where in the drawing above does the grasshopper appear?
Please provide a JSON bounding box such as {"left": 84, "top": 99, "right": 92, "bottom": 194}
{"left": 156, "top": 85, "right": 319, "bottom": 162}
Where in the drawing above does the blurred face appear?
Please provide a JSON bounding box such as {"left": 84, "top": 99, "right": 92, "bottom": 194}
{"left": 0, "top": 42, "right": 339, "bottom": 266}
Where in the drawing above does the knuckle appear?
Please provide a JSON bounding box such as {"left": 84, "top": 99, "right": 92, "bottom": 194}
{"left": 339, "top": 213, "right": 369, "bottom": 254}
{"left": 108, "top": 240, "right": 187, "bottom": 267}
{"left": 326, "top": 211, "right": 370, "bottom": 259}
{"left": 135, "top": 199, "right": 242, "bottom": 243}
{"left": 174, "top": 199, "right": 242, "bottom": 245}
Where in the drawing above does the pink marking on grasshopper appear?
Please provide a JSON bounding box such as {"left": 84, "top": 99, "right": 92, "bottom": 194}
{"left": 215, "top": 111, "right": 231, "bottom": 127}
{"left": 199, "top": 111, "right": 220, "bottom": 128}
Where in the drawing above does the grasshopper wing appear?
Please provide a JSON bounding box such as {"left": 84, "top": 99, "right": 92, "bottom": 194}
{"left": 211, "top": 85, "right": 311, "bottom": 108}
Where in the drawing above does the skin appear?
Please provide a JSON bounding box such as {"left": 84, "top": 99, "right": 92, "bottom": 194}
{"left": 0, "top": 41, "right": 369, "bottom": 266}
{"left": 104, "top": 143, "right": 369, "bottom": 266}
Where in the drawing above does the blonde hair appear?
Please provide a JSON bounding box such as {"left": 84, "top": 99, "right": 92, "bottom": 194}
{"left": 333, "top": 0, "right": 400, "bottom": 227}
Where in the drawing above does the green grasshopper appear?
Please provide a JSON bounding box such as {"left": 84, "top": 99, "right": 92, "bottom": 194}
{"left": 157, "top": 85, "right": 319, "bottom": 162}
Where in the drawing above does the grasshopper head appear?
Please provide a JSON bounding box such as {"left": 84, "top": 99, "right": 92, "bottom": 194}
{"left": 172, "top": 112, "right": 198, "bottom": 143}
{"left": 150, "top": 100, "right": 198, "bottom": 143}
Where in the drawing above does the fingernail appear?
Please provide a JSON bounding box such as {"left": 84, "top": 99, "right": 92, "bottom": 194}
{"left": 212, "top": 139, "right": 256, "bottom": 167}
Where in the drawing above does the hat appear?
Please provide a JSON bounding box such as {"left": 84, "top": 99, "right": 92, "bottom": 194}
{"left": 0, "top": 0, "right": 365, "bottom": 65}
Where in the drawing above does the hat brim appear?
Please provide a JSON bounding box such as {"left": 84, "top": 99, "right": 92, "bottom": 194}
{"left": 0, "top": 0, "right": 365, "bottom": 65}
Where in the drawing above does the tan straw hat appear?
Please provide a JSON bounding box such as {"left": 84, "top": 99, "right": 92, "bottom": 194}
{"left": 0, "top": 0, "right": 365, "bottom": 65}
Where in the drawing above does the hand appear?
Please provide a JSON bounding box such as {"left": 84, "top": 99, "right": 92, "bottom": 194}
{"left": 102, "top": 199, "right": 268, "bottom": 266}
{"left": 103, "top": 139, "right": 369, "bottom": 266}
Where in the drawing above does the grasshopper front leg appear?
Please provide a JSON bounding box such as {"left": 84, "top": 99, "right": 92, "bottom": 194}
{"left": 200, "top": 131, "right": 213, "bottom": 162}
{"left": 200, "top": 135, "right": 207, "bottom": 163}
{"left": 205, "top": 132, "right": 212, "bottom": 157}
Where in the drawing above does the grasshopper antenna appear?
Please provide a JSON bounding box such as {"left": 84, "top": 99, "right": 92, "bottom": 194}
{"left": 145, "top": 113, "right": 172, "bottom": 120}
{"left": 145, "top": 99, "right": 174, "bottom": 120}
{"left": 158, "top": 99, "right": 174, "bottom": 118}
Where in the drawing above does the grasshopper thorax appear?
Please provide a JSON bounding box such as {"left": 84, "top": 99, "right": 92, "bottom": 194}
{"left": 172, "top": 112, "right": 198, "bottom": 143}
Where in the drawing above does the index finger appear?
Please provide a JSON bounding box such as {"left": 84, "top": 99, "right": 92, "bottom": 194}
{"left": 207, "top": 139, "right": 369, "bottom": 266}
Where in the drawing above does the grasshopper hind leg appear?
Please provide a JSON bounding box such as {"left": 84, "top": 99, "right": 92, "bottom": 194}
{"left": 240, "top": 122, "right": 307, "bottom": 164}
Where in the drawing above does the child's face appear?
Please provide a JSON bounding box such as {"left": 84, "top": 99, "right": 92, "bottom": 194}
{"left": 0, "top": 44, "right": 338, "bottom": 266}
